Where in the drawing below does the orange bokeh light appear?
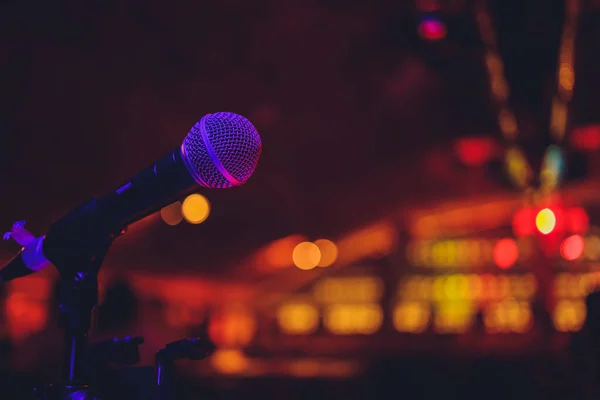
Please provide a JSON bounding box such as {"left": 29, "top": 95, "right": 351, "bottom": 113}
{"left": 262, "top": 235, "right": 306, "bottom": 269}
{"left": 292, "top": 242, "right": 321, "bottom": 270}
{"left": 314, "top": 239, "right": 338, "bottom": 267}
{"left": 181, "top": 193, "right": 210, "bottom": 224}
{"left": 160, "top": 201, "right": 183, "bottom": 226}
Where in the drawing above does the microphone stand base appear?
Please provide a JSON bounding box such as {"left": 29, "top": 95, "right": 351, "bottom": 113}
{"left": 33, "top": 383, "right": 93, "bottom": 400}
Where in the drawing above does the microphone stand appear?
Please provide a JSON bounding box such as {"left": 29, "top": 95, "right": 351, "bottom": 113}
{"left": 155, "top": 337, "right": 216, "bottom": 400}
{"left": 33, "top": 231, "right": 116, "bottom": 400}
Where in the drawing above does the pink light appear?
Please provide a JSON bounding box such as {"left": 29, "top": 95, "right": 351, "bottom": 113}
{"left": 418, "top": 19, "right": 447, "bottom": 41}
{"left": 561, "top": 235, "right": 584, "bottom": 261}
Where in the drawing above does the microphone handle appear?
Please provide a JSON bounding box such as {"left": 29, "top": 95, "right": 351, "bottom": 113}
{"left": 99, "top": 146, "right": 199, "bottom": 229}
{"left": 0, "top": 147, "right": 199, "bottom": 282}
{"left": 43, "top": 146, "right": 199, "bottom": 276}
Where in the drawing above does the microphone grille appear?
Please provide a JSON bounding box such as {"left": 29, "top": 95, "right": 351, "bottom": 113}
{"left": 182, "top": 112, "right": 262, "bottom": 188}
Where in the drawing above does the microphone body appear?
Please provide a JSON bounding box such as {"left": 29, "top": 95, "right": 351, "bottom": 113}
{"left": 1, "top": 147, "right": 195, "bottom": 281}
{"left": 0, "top": 112, "right": 262, "bottom": 282}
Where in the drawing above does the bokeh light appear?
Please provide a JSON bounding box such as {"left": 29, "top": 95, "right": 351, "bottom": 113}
{"left": 182, "top": 194, "right": 211, "bottom": 224}
{"left": 536, "top": 208, "right": 556, "bottom": 234}
{"left": 553, "top": 299, "right": 586, "bottom": 332}
{"left": 454, "top": 137, "right": 496, "bottom": 167}
{"left": 484, "top": 299, "right": 532, "bottom": 333}
{"left": 323, "top": 303, "right": 383, "bottom": 335}
{"left": 292, "top": 242, "right": 321, "bottom": 270}
{"left": 314, "top": 239, "right": 338, "bottom": 267}
{"left": 210, "top": 349, "right": 250, "bottom": 375}
{"left": 418, "top": 18, "right": 447, "bottom": 41}
{"left": 393, "top": 301, "right": 430, "bottom": 333}
{"left": 493, "top": 238, "right": 519, "bottom": 269}
{"left": 513, "top": 208, "right": 536, "bottom": 236}
{"left": 208, "top": 305, "right": 257, "bottom": 347}
{"left": 572, "top": 125, "right": 600, "bottom": 151}
{"left": 6, "top": 277, "right": 52, "bottom": 342}
{"left": 566, "top": 207, "right": 589, "bottom": 233}
{"left": 433, "top": 300, "right": 475, "bottom": 334}
{"left": 277, "top": 302, "right": 319, "bottom": 335}
{"left": 160, "top": 201, "right": 183, "bottom": 226}
{"left": 314, "top": 277, "right": 383, "bottom": 303}
{"left": 561, "top": 234, "right": 584, "bottom": 261}
{"left": 505, "top": 148, "right": 532, "bottom": 188}
{"left": 584, "top": 235, "right": 600, "bottom": 260}
{"left": 262, "top": 234, "right": 306, "bottom": 269}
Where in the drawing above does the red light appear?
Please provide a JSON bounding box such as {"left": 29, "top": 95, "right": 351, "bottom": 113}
{"left": 454, "top": 137, "right": 496, "bottom": 166}
{"left": 560, "top": 235, "right": 584, "bottom": 261}
{"left": 493, "top": 238, "right": 519, "bottom": 269}
{"left": 571, "top": 125, "right": 600, "bottom": 151}
{"left": 566, "top": 207, "right": 589, "bottom": 233}
{"left": 513, "top": 208, "right": 536, "bottom": 236}
{"left": 418, "top": 19, "right": 447, "bottom": 41}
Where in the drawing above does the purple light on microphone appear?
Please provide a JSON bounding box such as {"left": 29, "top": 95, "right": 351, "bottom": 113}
{"left": 181, "top": 112, "right": 262, "bottom": 189}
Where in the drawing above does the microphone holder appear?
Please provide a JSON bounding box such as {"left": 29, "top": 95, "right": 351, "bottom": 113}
{"left": 33, "top": 229, "right": 117, "bottom": 400}
{"left": 156, "top": 337, "right": 216, "bottom": 400}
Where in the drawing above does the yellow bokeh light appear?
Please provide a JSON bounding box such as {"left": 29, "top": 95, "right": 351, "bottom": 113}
{"left": 393, "top": 301, "right": 430, "bottom": 333}
{"left": 160, "top": 201, "right": 183, "bottom": 226}
{"left": 277, "top": 302, "right": 319, "bottom": 335}
{"left": 505, "top": 147, "right": 532, "bottom": 188}
{"left": 181, "top": 194, "right": 210, "bottom": 224}
{"left": 323, "top": 303, "right": 383, "bottom": 335}
{"left": 536, "top": 208, "right": 556, "bottom": 234}
{"left": 292, "top": 242, "right": 321, "bottom": 270}
{"left": 408, "top": 240, "right": 494, "bottom": 268}
{"left": 553, "top": 299, "right": 586, "bottom": 332}
{"left": 483, "top": 299, "right": 532, "bottom": 333}
{"left": 210, "top": 348, "right": 250, "bottom": 374}
{"left": 314, "top": 239, "right": 338, "bottom": 267}
{"left": 433, "top": 300, "right": 474, "bottom": 334}
{"left": 314, "top": 277, "right": 383, "bottom": 304}
{"left": 443, "top": 274, "right": 470, "bottom": 300}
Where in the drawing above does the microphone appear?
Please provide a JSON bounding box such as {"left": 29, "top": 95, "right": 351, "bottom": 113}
{"left": 0, "top": 112, "right": 262, "bottom": 282}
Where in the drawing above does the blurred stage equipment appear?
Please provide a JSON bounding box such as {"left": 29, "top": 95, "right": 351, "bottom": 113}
{"left": 156, "top": 337, "right": 217, "bottom": 400}
{"left": 0, "top": 112, "right": 262, "bottom": 399}
{"left": 74, "top": 335, "right": 215, "bottom": 400}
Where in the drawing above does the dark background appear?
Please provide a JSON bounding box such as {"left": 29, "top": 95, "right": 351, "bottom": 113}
{"left": 2, "top": 0, "right": 600, "bottom": 398}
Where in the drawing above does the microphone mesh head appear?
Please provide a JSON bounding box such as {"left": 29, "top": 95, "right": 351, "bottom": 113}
{"left": 182, "top": 112, "right": 262, "bottom": 188}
